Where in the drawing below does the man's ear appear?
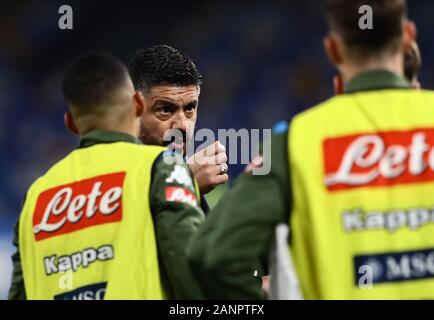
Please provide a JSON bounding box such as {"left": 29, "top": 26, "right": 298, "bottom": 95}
{"left": 64, "top": 112, "right": 79, "bottom": 135}
{"left": 403, "top": 20, "right": 417, "bottom": 50}
{"left": 333, "top": 75, "right": 344, "bottom": 95}
{"left": 133, "top": 91, "right": 145, "bottom": 118}
{"left": 324, "top": 34, "right": 343, "bottom": 66}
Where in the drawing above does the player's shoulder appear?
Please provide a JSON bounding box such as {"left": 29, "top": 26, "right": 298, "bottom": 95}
{"left": 119, "top": 143, "right": 169, "bottom": 165}
{"left": 154, "top": 149, "right": 185, "bottom": 166}
{"left": 270, "top": 121, "right": 290, "bottom": 152}
{"left": 152, "top": 150, "right": 189, "bottom": 179}
{"left": 290, "top": 95, "right": 342, "bottom": 126}
{"left": 410, "top": 88, "right": 434, "bottom": 100}
{"left": 125, "top": 142, "right": 167, "bottom": 154}
{"left": 243, "top": 120, "right": 289, "bottom": 176}
{"left": 24, "top": 151, "right": 75, "bottom": 198}
{"left": 151, "top": 150, "right": 196, "bottom": 194}
{"left": 26, "top": 175, "right": 46, "bottom": 197}
{"left": 261, "top": 121, "right": 289, "bottom": 158}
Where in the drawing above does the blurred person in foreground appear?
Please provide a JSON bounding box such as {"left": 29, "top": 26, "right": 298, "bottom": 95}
{"left": 189, "top": 0, "right": 434, "bottom": 299}
{"left": 129, "top": 45, "right": 229, "bottom": 213}
{"left": 8, "top": 53, "right": 204, "bottom": 300}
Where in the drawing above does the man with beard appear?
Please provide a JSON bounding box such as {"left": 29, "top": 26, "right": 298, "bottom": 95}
{"left": 129, "top": 45, "right": 229, "bottom": 212}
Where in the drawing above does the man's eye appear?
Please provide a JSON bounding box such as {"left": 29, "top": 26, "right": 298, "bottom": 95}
{"left": 158, "top": 105, "right": 171, "bottom": 114}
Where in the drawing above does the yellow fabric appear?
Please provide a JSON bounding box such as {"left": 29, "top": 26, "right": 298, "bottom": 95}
{"left": 19, "top": 142, "right": 167, "bottom": 300}
{"left": 288, "top": 89, "right": 434, "bottom": 299}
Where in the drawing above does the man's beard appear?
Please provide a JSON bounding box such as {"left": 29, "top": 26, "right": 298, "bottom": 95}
{"left": 139, "top": 122, "right": 188, "bottom": 156}
{"left": 163, "top": 128, "right": 188, "bottom": 156}
{"left": 138, "top": 123, "right": 161, "bottom": 146}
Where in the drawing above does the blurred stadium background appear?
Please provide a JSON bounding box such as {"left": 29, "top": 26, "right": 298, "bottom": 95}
{"left": 1, "top": 0, "right": 434, "bottom": 299}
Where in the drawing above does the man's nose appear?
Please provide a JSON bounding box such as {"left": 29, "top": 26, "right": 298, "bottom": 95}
{"left": 171, "top": 112, "right": 187, "bottom": 131}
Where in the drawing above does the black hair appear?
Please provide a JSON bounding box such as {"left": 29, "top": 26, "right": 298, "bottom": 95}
{"left": 62, "top": 52, "right": 129, "bottom": 111}
{"left": 128, "top": 45, "right": 202, "bottom": 92}
{"left": 325, "top": 0, "right": 407, "bottom": 54}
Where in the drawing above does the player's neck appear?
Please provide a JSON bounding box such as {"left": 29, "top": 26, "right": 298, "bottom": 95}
{"left": 80, "top": 120, "right": 138, "bottom": 138}
{"left": 341, "top": 53, "right": 404, "bottom": 84}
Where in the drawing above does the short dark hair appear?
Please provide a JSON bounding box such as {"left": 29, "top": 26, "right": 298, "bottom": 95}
{"left": 325, "top": 0, "right": 407, "bottom": 55}
{"left": 404, "top": 42, "right": 421, "bottom": 81}
{"left": 128, "top": 45, "right": 202, "bottom": 93}
{"left": 62, "top": 52, "right": 129, "bottom": 112}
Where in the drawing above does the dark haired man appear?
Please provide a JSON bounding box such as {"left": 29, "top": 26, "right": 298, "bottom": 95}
{"left": 129, "top": 45, "right": 228, "bottom": 206}
{"left": 189, "top": 0, "right": 434, "bottom": 299}
{"left": 8, "top": 53, "right": 204, "bottom": 299}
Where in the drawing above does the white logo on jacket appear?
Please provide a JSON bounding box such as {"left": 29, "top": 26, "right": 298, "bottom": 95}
{"left": 165, "top": 165, "right": 193, "bottom": 188}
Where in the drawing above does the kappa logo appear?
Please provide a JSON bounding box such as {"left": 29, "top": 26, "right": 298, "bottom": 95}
{"left": 44, "top": 245, "right": 114, "bottom": 276}
{"left": 324, "top": 128, "right": 434, "bottom": 192}
{"left": 33, "top": 172, "right": 125, "bottom": 241}
{"left": 165, "top": 186, "right": 197, "bottom": 206}
{"left": 343, "top": 206, "right": 434, "bottom": 233}
{"left": 165, "top": 165, "right": 193, "bottom": 188}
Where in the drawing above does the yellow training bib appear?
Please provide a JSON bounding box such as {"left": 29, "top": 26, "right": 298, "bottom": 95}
{"left": 19, "top": 142, "right": 167, "bottom": 300}
{"left": 289, "top": 89, "right": 434, "bottom": 299}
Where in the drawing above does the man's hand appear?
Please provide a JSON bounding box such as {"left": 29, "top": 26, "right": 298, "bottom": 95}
{"left": 187, "top": 141, "right": 229, "bottom": 194}
{"left": 262, "top": 275, "right": 270, "bottom": 296}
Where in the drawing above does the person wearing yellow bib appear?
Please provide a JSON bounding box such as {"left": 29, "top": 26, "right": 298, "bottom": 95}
{"left": 189, "top": 0, "right": 434, "bottom": 299}
{"left": 8, "top": 52, "right": 205, "bottom": 300}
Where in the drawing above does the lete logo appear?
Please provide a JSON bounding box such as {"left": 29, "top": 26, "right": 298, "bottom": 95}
{"left": 33, "top": 172, "right": 125, "bottom": 241}
{"left": 324, "top": 128, "right": 434, "bottom": 192}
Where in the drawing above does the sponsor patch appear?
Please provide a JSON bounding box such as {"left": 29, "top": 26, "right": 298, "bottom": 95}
{"left": 354, "top": 248, "right": 434, "bottom": 285}
{"left": 165, "top": 186, "right": 197, "bottom": 206}
{"left": 33, "top": 172, "right": 125, "bottom": 241}
{"left": 44, "top": 244, "right": 114, "bottom": 276}
{"left": 324, "top": 128, "right": 434, "bottom": 192}
{"left": 54, "top": 282, "right": 107, "bottom": 300}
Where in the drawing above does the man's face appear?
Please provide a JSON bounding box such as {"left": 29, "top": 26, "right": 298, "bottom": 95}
{"left": 139, "top": 85, "right": 199, "bottom": 156}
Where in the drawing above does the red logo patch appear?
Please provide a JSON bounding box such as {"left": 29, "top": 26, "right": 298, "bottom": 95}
{"left": 33, "top": 172, "right": 125, "bottom": 241}
{"left": 324, "top": 128, "right": 434, "bottom": 192}
{"left": 165, "top": 186, "right": 197, "bottom": 206}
